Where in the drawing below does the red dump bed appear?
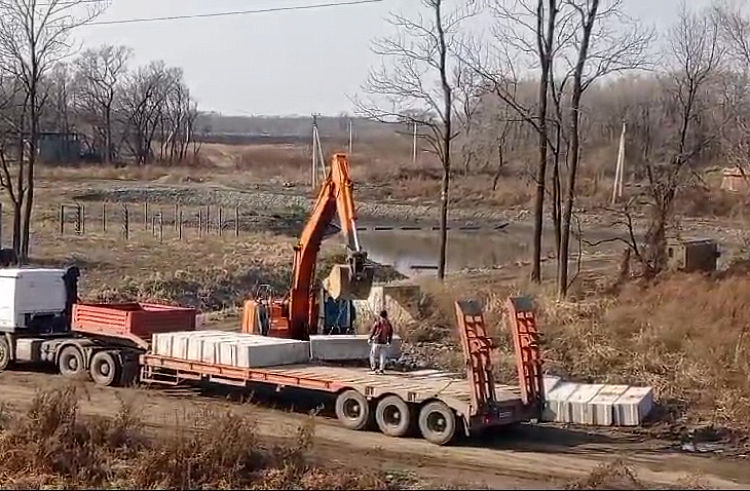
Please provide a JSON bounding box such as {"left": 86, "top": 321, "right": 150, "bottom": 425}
{"left": 72, "top": 303, "right": 196, "bottom": 347}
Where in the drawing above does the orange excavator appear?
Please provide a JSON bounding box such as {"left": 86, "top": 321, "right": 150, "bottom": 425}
{"left": 241, "top": 153, "right": 375, "bottom": 340}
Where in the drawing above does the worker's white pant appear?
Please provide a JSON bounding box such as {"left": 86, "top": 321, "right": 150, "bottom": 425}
{"left": 370, "top": 343, "right": 387, "bottom": 371}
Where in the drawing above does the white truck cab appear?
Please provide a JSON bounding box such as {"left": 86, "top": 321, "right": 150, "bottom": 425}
{"left": 0, "top": 268, "right": 69, "bottom": 332}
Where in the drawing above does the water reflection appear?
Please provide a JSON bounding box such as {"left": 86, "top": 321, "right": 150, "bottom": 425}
{"left": 358, "top": 228, "right": 534, "bottom": 277}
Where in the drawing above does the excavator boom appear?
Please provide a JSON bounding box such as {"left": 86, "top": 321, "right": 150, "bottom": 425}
{"left": 242, "top": 153, "right": 374, "bottom": 340}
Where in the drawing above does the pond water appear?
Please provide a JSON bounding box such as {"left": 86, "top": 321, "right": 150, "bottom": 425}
{"left": 354, "top": 220, "right": 628, "bottom": 278}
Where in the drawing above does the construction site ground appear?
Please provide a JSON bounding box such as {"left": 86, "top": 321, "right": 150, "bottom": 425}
{"left": 0, "top": 370, "right": 747, "bottom": 489}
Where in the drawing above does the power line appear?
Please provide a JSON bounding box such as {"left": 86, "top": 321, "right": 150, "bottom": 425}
{"left": 87, "top": 0, "right": 383, "bottom": 26}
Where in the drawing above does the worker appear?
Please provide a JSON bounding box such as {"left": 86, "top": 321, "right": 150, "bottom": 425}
{"left": 368, "top": 310, "right": 393, "bottom": 374}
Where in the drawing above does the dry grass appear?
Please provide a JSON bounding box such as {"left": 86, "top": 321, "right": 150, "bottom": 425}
{"left": 0, "top": 386, "right": 391, "bottom": 490}
{"left": 562, "top": 460, "right": 711, "bottom": 490}
{"left": 394, "top": 265, "right": 750, "bottom": 435}
{"left": 536, "top": 271, "right": 750, "bottom": 431}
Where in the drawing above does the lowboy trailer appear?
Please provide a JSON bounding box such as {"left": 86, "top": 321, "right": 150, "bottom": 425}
{"left": 0, "top": 267, "right": 544, "bottom": 445}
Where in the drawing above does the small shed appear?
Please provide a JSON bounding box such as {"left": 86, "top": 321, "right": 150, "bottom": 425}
{"left": 721, "top": 167, "right": 750, "bottom": 192}
{"left": 666, "top": 238, "right": 720, "bottom": 273}
{"left": 37, "top": 132, "right": 82, "bottom": 163}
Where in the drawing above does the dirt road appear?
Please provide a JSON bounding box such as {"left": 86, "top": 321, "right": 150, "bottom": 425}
{"left": 0, "top": 370, "right": 748, "bottom": 489}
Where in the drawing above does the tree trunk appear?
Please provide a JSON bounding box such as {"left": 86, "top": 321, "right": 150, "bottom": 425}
{"left": 557, "top": 0, "right": 598, "bottom": 298}
{"left": 530, "top": 0, "right": 558, "bottom": 283}
{"left": 437, "top": 170, "right": 450, "bottom": 280}
{"left": 105, "top": 106, "right": 112, "bottom": 165}
{"left": 435, "top": 0, "right": 452, "bottom": 282}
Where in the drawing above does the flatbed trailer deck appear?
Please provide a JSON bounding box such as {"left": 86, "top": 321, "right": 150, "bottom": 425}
{"left": 139, "top": 298, "right": 544, "bottom": 445}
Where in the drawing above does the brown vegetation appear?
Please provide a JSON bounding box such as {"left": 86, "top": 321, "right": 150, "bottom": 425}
{"left": 0, "top": 386, "right": 390, "bottom": 490}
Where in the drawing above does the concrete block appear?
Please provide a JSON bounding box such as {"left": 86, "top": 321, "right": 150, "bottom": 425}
{"left": 234, "top": 337, "right": 310, "bottom": 368}
{"left": 588, "top": 385, "right": 629, "bottom": 426}
{"left": 613, "top": 386, "right": 654, "bottom": 426}
{"left": 543, "top": 375, "right": 562, "bottom": 396}
{"left": 186, "top": 331, "right": 235, "bottom": 362}
{"left": 568, "top": 384, "right": 605, "bottom": 425}
{"left": 200, "top": 334, "right": 238, "bottom": 365}
{"left": 308, "top": 334, "right": 402, "bottom": 362}
{"left": 543, "top": 381, "right": 581, "bottom": 423}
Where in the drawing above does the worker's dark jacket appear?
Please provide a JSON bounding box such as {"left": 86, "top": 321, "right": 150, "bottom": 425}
{"left": 369, "top": 318, "right": 394, "bottom": 345}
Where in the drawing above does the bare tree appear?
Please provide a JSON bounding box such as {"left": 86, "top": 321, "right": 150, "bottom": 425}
{"left": 356, "top": 0, "right": 470, "bottom": 281}
{"left": 119, "top": 61, "right": 179, "bottom": 165}
{"left": 635, "top": 3, "right": 722, "bottom": 276}
{"left": 73, "top": 44, "right": 131, "bottom": 164}
{"left": 462, "top": 0, "right": 561, "bottom": 283}
{"left": 0, "top": 0, "right": 106, "bottom": 262}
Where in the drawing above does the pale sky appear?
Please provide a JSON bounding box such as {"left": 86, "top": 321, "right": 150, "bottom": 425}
{"left": 74, "top": 0, "right": 712, "bottom": 117}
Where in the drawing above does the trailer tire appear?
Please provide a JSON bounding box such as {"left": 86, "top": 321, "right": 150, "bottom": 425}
{"left": 375, "top": 395, "right": 412, "bottom": 438}
{"left": 90, "top": 351, "right": 121, "bottom": 387}
{"left": 418, "top": 401, "right": 457, "bottom": 446}
{"left": 0, "top": 337, "right": 11, "bottom": 371}
{"left": 335, "top": 389, "right": 371, "bottom": 431}
{"left": 59, "top": 346, "right": 84, "bottom": 378}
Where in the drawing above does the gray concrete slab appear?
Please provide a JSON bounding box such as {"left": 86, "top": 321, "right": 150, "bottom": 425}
{"left": 567, "top": 384, "right": 605, "bottom": 425}
{"left": 308, "top": 334, "right": 402, "bottom": 362}
{"left": 588, "top": 385, "right": 630, "bottom": 426}
{"left": 543, "top": 381, "right": 581, "bottom": 423}
{"left": 613, "top": 386, "right": 654, "bottom": 426}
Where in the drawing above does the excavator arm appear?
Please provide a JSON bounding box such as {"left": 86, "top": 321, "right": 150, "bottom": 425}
{"left": 242, "top": 153, "right": 374, "bottom": 340}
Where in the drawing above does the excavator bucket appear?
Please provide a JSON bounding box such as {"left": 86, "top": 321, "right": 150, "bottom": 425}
{"left": 323, "top": 263, "right": 375, "bottom": 300}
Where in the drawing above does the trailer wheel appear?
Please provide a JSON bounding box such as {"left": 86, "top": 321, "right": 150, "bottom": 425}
{"left": 59, "top": 346, "right": 84, "bottom": 378}
{"left": 0, "top": 337, "right": 11, "bottom": 371}
{"left": 418, "top": 401, "right": 457, "bottom": 445}
{"left": 335, "top": 389, "right": 371, "bottom": 431}
{"left": 90, "top": 351, "right": 121, "bottom": 387}
{"left": 375, "top": 395, "right": 412, "bottom": 437}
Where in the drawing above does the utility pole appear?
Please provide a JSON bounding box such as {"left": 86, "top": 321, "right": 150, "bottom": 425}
{"left": 611, "top": 121, "right": 626, "bottom": 205}
{"left": 312, "top": 114, "right": 318, "bottom": 189}
{"left": 348, "top": 118, "right": 353, "bottom": 155}
{"left": 412, "top": 121, "right": 418, "bottom": 165}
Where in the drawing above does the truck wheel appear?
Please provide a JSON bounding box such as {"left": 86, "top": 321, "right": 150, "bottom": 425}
{"left": 375, "top": 395, "right": 412, "bottom": 437}
{"left": 418, "top": 401, "right": 457, "bottom": 445}
{"left": 90, "top": 351, "right": 121, "bottom": 387}
{"left": 59, "top": 346, "right": 84, "bottom": 378}
{"left": 0, "top": 337, "right": 12, "bottom": 371}
{"left": 335, "top": 389, "right": 371, "bottom": 431}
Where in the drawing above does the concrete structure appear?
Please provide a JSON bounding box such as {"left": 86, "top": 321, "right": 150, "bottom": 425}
{"left": 352, "top": 284, "right": 420, "bottom": 332}
{"left": 153, "top": 331, "right": 310, "bottom": 368}
{"left": 568, "top": 384, "right": 605, "bottom": 425}
{"left": 613, "top": 386, "right": 654, "bottom": 426}
{"left": 308, "top": 334, "right": 402, "bottom": 362}
{"left": 589, "top": 385, "right": 630, "bottom": 426}
{"left": 666, "top": 238, "right": 720, "bottom": 273}
{"left": 543, "top": 381, "right": 581, "bottom": 423}
{"left": 542, "top": 380, "right": 655, "bottom": 427}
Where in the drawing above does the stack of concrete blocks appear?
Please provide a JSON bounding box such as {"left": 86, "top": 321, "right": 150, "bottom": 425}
{"left": 152, "top": 331, "right": 310, "bottom": 368}
{"left": 541, "top": 376, "right": 654, "bottom": 427}
{"left": 308, "top": 334, "right": 403, "bottom": 362}
{"left": 351, "top": 284, "right": 421, "bottom": 333}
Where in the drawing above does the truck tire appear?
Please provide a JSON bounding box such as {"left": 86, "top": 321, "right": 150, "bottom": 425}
{"left": 375, "top": 395, "right": 412, "bottom": 437}
{"left": 0, "top": 337, "right": 11, "bottom": 371}
{"left": 418, "top": 401, "right": 457, "bottom": 445}
{"left": 90, "top": 351, "right": 121, "bottom": 387}
{"left": 335, "top": 389, "right": 371, "bottom": 431}
{"left": 59, "top": 346, "right": 84, "bottom": 378}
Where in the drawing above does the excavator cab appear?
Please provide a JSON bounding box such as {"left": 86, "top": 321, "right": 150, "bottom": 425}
{"left": 323, "top": 250, "right": 374, "bottom": 300}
